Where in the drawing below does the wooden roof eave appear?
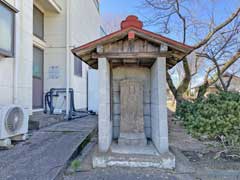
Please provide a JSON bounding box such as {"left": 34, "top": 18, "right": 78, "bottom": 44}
{"left": 72, "top": 28, "right": 130, "bottom": 57}
{"left": 73, "top": 51, "right": 187, "bottom": 70}
{"left": 133, "top": 31, "right": 190, "bottom": 54}
{"left": 72, "top": 26, "right": 193, "bottom": 70}
{"left": 72, "top": 27, "right": 193, "bottom": 57}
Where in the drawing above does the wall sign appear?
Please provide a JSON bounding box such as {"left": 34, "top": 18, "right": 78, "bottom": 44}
{"left": 48, "top": 66, "right": 60, "bottom": 79}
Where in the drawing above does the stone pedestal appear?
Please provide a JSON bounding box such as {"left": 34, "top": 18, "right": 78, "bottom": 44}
{"left": 98, "top": 57, "right": 112, "bottom": 152}
{"left": 119, "top": 80, "right": 146, "bottom": 146}
{"left": 150, "top": 57, "right": 169, "bottom": 153}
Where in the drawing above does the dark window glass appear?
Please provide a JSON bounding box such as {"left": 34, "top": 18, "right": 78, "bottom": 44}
{"left": 74, "top": 56, "right": 82, "bottom": 77}
{"left": 0, "top": 2, "right": 14, "bottom": 57}
{"left": 33, "top": 6, "right": 44, "bottom": 40}
{"left": 33, "top": 46, "right": 43, "bottom": 79}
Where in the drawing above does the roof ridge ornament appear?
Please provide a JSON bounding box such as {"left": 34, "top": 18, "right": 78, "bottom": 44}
{"left": 121, "top": 15, "right": 143, "bottom": 29}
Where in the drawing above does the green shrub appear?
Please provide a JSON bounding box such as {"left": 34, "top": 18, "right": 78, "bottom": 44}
{"left": 176, "top": 91, "right": 240, "bottom": 147}
{"left": 70, "top": 160, "right": 80, "bottom": 172}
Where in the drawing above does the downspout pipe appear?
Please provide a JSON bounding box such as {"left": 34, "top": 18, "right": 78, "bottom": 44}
{"left": 65, "top": 0, "right": 70, "bottom": 119}
{"left": 13, "top": 0, "right": 20, "bottom": 104}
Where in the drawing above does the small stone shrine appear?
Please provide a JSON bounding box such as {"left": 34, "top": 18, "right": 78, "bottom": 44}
{"left": 72, "top": 15, "right": 193, "bottom": 169}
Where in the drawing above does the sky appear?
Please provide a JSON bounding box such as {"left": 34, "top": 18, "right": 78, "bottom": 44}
{"left": 100, "top": 0, "right": 240, "bottom": 86}
{"left": 100, "top": 0, "right": 139, "bottom": 17}
{"left": 100, "top": 0, "right": 240, "bottom": 44}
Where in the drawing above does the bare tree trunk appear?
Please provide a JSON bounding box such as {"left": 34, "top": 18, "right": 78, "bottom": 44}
{"left": 176, "top": 58, "right": 191, "bottom": 94}
{"left": 197, "top": 82, "right": 209, "bottom": 98}
{"left": 212, "top": 57, "right": 227, "bottom": 91}
{"left": 167, "top": 57, "right": 191, "bottom": 105}
{"left": 225, "top": 75, "right": 234, "bottom": 91}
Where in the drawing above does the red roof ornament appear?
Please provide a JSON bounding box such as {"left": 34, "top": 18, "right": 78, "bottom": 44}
{"left": 128, "top": 31, "right": 135, "bottom": 40}
{"left": 121, "top": 15, "right": 143, "bottom": 29}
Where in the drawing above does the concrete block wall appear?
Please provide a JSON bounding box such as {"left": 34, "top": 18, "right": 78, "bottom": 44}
{"left": 150, "top": 57, "right": 169, "bottom": 153}
{"left": 112, "top": 67, "right": 151, "bottom": 139}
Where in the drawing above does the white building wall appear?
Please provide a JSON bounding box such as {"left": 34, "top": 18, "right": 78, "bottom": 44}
{"left": 69, "top": 0, "right": 101, "bottom": 109}
{"left": 0, "top": 0, "right": 33, "bottom": 114}
{"left": 0, "top": 0, "right": 100, "bottom": 114}
{"left": 0, "top": 57, "right": 14, "bottom": 105}
{"left": 88, "top": 69, "right": 99, "bottom": 113}
{"left": 43, "top": 0, "right": 67, "bottom": 93}
{"left": 43, "top": 0, "right": 101, "bottom": 109}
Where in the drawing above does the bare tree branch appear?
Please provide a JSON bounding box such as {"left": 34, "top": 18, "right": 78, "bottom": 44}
{"left": 192, "top": 8, "right": 240, "bottom": 51}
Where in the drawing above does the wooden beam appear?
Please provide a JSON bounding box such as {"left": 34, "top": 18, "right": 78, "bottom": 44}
{"left": 89, "top": 61, "right": 98, "bottom": 67}
{"left": 86, "top": 59, "right": 96, "bottom": 64}
{"left": 92, "top": 52, "right": 172, "bottom": 59}
{"left": 111, "top": 63, "right": 152, "bottom": 68}
{"left": 167, "top": 58, "right": 177, "bottom": 66}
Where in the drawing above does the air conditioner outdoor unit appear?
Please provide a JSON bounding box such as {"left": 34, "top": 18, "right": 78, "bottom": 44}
{"left": 0, "top": 105, "right": 28, "bottom": 146}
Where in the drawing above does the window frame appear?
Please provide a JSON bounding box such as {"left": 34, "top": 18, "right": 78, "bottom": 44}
{"left": 74, "top": 56, "right": 83, "bottom": 77}
{"left": 0, "top": 0, "right": 17, "bottom": 57}
{"left": 33, "top": 5, "right": 44, "bottom": 40}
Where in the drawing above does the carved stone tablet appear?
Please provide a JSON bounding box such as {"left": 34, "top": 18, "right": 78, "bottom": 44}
{"left": 119, "top": 79, "right": 146, "bottom": 145}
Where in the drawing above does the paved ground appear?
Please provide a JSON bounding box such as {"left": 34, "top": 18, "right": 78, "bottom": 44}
{"left": 0, "top": 115, "right": 97, "bottom": 180}
{"left": 1, "top": 109, "right": 240, "bottom": 180}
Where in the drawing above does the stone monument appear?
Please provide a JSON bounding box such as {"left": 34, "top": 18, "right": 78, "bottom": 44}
{"left": 118, "top": 79, "right": 147, "bottom": 146}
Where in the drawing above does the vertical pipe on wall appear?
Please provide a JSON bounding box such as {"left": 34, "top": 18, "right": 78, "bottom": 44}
{"left": 13, "top": 0, "right": 20, "bottom": 104}
{"left": 65, "top": 0, "right": 70, "bottom": 118}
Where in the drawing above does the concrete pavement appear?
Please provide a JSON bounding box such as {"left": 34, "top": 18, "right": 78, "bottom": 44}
{"left": 0, "top": 115, "right": 97, "bottom": 180}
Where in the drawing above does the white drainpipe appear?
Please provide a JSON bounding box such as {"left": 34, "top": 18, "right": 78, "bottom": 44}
{"left": 13, "top": 0, "right": 20, "bottom": 104}
{"left": 65, "top": 0, "right": 70, "bottom": 118}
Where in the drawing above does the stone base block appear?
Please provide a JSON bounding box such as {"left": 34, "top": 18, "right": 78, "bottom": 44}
{"left": 93, "top": 143, "right": 175, "bottom": 169}
{"left": 118, "top": 133, "right": 147, "bottom": 146}
{"left": 93, "top": 151, "right": 175, "bottom": 169}
{"left": 111, "top": 142, "right": 159, "bottom": 155}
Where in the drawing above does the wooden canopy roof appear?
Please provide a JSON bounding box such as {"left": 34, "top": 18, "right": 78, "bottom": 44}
{"left": 72, "top": 15, "right": 193, "bottom": 69}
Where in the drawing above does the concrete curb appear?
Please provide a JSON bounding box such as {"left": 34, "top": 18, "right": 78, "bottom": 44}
{"left": 53, "top": 126, "right": 97, "bottom": 180}
{"left": 170, "top": 147, "right": 196, "bottom": 173}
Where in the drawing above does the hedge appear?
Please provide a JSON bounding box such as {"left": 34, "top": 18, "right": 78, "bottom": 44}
{"left": 176, "top": 91, "right": 240, "bottom": 147}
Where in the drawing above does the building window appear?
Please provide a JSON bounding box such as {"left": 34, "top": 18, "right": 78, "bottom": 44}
{"left": 33, "top": 46, "right": 43, "bottom": 79}
{"left": 0, "top": 0, "right": 16, "bottom": 57}
{"left": 74, "top": 56, "right": 82, "bottom": 77}
{"left": 33, "top": 6, "right": 44, "bottom": 40}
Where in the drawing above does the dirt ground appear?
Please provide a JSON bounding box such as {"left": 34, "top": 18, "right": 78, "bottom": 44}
{"left": 62, "top": 110, "right": 240, "bottom": 180}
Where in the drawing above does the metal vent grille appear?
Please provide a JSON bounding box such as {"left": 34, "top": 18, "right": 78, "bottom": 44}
{"left": 4, "top": 107, "right": 24, "bottom": 134}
